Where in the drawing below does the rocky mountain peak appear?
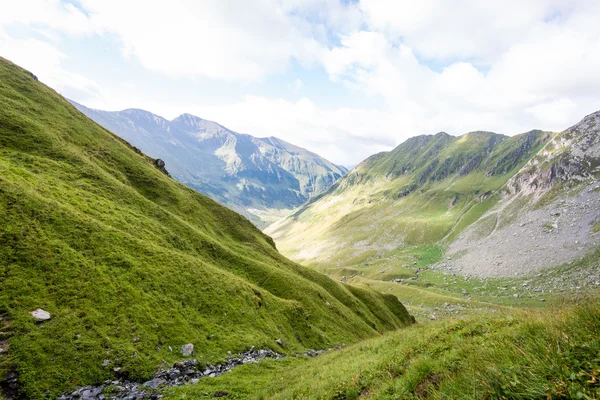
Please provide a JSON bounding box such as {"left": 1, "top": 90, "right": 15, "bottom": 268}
{"left": 171, "top": 113, "right": 232, "bottom": 136}
{"left": 505, "top": 111, "right": 600, "bottom": 196}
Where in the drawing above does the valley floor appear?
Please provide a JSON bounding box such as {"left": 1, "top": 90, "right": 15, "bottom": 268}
{"left": 152, "top": 245, "right": 600, "bottom": 398}
{"left": 163, "top": 298, "right": 600, "bottom": 399}
{"left": 303, "top": 241, "right": 600, "bottom": 323}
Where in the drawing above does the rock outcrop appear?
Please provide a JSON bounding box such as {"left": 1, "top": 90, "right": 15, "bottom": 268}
{"left": 505, "top": 111, "right": 600, "bottom": 197}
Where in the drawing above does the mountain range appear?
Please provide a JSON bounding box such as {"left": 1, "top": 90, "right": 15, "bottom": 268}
{"left": 266, "top": 114, "right": 600, "bottom": 280}
{"left": 70, "top": 101, "right": 347, "bottom": 227}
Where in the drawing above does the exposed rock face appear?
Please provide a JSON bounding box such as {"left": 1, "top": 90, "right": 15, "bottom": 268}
{"left": 69, "top": 101, "right": 347, "bottom": 227}
{"left": 445, "top": 111, "right": 600, "bottom": 277}
{"left": 487, "top": 130, "right": 542, "bottom": 176}
{"left": 30, "top": 309, "right": 50, "bottom": 322}
{"left": 506, "top": 111, "right": 600, "bottom": 197}
{"left": 154, "top": 158, "right": 170, "bottom": 176}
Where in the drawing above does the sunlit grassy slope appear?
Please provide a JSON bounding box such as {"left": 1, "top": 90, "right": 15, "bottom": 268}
{"left": 0, "top": 58, "right": 413, "bottom": 398}
{"left": 266, "top": 130, "right": 550, "bottom": 268}
{"left": 166, "top": 299, "right": 600, "bottom": 399}
{"left": 264, "top": 125, "right": 583, "bottom": 323}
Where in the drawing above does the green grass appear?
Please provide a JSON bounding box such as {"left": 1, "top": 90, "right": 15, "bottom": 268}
{"left": 0, "top": 58, "right": 414, "bottom": 398}
{"left": 443, "top": 194, "right": 498, "bottom": 242}
{"left": 307, "top": 237, "right": 600, "bottom": 324}
{"left": 164, "top": 299, "right": 600, "bottom": 399}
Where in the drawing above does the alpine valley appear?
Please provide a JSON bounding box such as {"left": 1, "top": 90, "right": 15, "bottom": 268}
{"left": 70, "top": 101, "right": 347, "bottom": 227}
{"left": 266, "top": 112, "right": 600, "bottom": 319}
{"left": 2, "top": 54, "right": 600, "bottom": 400}
{"left": 0, "top": 58, "right": 410, "bottom": 399}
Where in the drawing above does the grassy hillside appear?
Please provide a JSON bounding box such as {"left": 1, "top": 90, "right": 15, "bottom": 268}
{"left": 265, "top": 129, "right": 550, "bottom": 269}
{"left": 165, "top": 298, "right": 600, "bottom": 399}
{"left": 263, "top": 116, "right": 600, "bottom": 322}
{"left": 0, "top": 58, "right": 413, "bottom": 398}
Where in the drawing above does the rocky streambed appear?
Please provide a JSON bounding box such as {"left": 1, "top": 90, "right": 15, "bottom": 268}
{"left": 57, "top": 347, "right": 332, "bottom": 400}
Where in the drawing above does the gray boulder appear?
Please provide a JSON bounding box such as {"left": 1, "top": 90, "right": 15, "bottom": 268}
{"left": 142, "top": 378, "right": 167, "bottom": 389}
{"left": 30, "top": 308, "right": 51, "bottom": 322}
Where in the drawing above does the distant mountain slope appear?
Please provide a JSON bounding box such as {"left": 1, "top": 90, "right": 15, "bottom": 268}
{"left": 70, "top": 101, "right": 347, "bottom": 227}
{"left": 446, "top": 110, "right": 600, "bottom": 277}
{"left": 267, "top": 111, "right": 600, "bottom": 279}
{"left": 0, "top": 57, "right": 411, "bottom": 398}
{"left": 266, "top": 129, "right": 550, "bottom": 266}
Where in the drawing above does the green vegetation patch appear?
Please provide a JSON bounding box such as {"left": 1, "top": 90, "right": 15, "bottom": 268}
{"left": 165, "top": 299, "right": 600, "bottom": 399}
{"left": 0, "top": 58, "right": 413, "bottom": 398}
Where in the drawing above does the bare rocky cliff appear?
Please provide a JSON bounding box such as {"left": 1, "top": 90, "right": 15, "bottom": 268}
{"left": 505, "top": 111, "right": 600, "bottom": 196}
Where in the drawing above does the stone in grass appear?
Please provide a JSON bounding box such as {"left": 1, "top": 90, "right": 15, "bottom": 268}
{"left": 142, "top": 377, "right": 167, "bottom": 389}
{"left": 181, "top": 343, "right": 194, "bottom": 356}
{"left": 275, "top": 338, "right": 286, "bottom": 347}
{"left": 30, "top": 309, "right": 51, "bottom": 322}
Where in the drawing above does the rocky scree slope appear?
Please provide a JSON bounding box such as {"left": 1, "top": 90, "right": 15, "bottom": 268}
{"left": 445, "top": 111, "right": 600, "bottom": 277}
{"left": 71, "top": 101, "right": 347, "bottom": 227}
{"left": 0, "top": 58, "right": 412, "bottom": 399}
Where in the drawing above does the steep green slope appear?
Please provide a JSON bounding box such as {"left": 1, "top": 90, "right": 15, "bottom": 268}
{"left": 266, "top": 129, "right": 550, "bottom": 268}
{"left": 166, "top": 299, "right": 600, "bottom": 399}
{"left": 0, "top": 58, "right": 412, "bottom": 398}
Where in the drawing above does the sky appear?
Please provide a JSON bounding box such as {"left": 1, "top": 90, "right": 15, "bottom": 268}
{"left": 1, "top": 0, "right": 600, "bottom": 166}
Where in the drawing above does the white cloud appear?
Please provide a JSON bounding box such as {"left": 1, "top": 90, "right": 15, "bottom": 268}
{"left": 0, "top": 0, "right": 103, "bottom": 103}
{"left": 320, "top": 0, "right": 600, "bottom": 150}
{"left": 526, "top": 99, "right": 578, "bottom": 127}
{"left": 289, "top": 78, "right": 303, "bottom": 93}
{"left": 2, "top": 0, "right": 600, "bottom": 166}
{"left": 79, "top": 0, "right": 600, "bottom": 166}
{"left": 358, "top": 0, "right": 578, "bottom": 64}
{"left": 77, "top": 0, "right": 326, "bottom": 81}
{"left": 0, "top": 0, "right": 94, "bottom": 35}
